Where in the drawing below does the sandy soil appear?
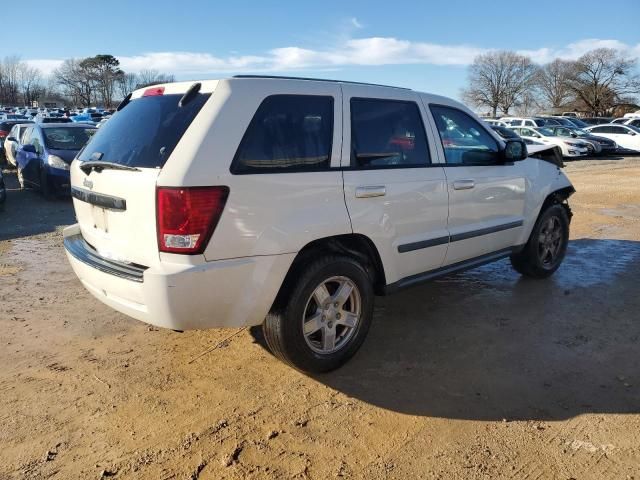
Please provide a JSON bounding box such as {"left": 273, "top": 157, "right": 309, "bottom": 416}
{"left": 1, "top": 158, "right": 639, "bottom": 479}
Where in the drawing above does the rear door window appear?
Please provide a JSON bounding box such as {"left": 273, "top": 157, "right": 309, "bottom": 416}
{"left": 78, "top": 92, "right": 211, "bottom": 168}
{"left": 350, "top": 98, "right": 430, "bottom": 168}
{"left": 232, "top": 95, "right": 334, "bottom": 173}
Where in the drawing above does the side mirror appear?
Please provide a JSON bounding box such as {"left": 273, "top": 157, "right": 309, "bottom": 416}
{"left": 629, "top": 132, "right": 636, "bottom": 136}
{"left": 6, "top": 137, "right": 16, "bottom": 142}
{"left": 571, "top": 133, "right": 577, "bottom": 138}
{"left": 502, "top": 139, "right": 528, "bottom": 162}
{"left": 22, "top": 144, "right": 36, "bottom": 154}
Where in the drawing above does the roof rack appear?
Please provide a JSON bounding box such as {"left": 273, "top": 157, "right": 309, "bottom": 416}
{"left": 232, "top": 75, "right": 411, "bottom": 90}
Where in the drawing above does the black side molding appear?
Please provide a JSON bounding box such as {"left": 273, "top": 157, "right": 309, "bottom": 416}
{"left": 71, "top": 186, "right": 126, "bottom": 211}
{"left": 398, "top": 235, "right": 449, "bottom": 253}
{"left": 64, "top": 234, "right": 147, "bottom": 282}
{"left": 449, "top": 220, "right": 523, "bottom": 243}
{"left": 397, "top": 221, "right": 523, "bottom": 253}
{"left": 385, "top": 247, "right": 520, "bottom": 294}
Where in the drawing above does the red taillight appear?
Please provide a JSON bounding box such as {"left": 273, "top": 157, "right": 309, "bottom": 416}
{"left": 0, "top": 130, "right": 8, "bottom": 138}
{"left": 156, "top": 186, "right": 229, "bottom": 254}
{"left": 143, "top": 86, "right": 165, "bottom": 97}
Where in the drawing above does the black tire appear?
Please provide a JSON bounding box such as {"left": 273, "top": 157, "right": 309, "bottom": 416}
{"left": 40, "top": 167, "right": 54, "bottom": 200}
{"left": 510, "top": 204, "right": 569, "bottom": 278}
{"left": 263, "top": 255, "right": 374, "bottom": 373}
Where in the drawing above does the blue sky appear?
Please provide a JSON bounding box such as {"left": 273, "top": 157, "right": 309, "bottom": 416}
{"left": 9, "top": 0, "right": 640, "bottom": 99}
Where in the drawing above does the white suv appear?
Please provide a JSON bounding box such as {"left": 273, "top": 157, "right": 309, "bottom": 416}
{"left": 64, "top": 76, "right": 574, "bottom": 372}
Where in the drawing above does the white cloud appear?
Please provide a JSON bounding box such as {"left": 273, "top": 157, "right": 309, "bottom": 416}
{"left": 25, "top": 37, "right": 640, "bottom": 78}
{"left": 25, "top": 58, "right": 64, "bottom": 74}
{"left": 350, "top": 17, "right": 364, "bottom": 29}
{"left": 518, "top": 39, "right": 639, "bottom": 64}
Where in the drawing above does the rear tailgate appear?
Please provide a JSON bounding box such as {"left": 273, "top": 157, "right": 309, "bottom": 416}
{"left": 71, "top": 165, "right": 161, "bottom": 267}
{"left": 69, "top": 80, "right": 217, "bottom": 268}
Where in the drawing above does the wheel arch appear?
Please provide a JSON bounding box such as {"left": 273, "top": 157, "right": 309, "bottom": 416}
{"left": 541, "top": 185, "right": 575, "bottom": 221}
{"left": 271, "top": 233, "right": 387, "bottom": 311}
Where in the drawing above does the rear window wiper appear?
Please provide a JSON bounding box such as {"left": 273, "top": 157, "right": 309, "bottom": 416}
{"left": 79, "top": 160, "right": 141, "bottom": 175}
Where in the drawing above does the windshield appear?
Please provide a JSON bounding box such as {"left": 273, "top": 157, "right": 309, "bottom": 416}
{"left": 78, "top": 92, "right": 211, "bottom": 168}
{"left": 43, "top": 127, "right": 96, "bottom": 150}
{"left": 535, "top": 127, "right": 556, "bottom": 136}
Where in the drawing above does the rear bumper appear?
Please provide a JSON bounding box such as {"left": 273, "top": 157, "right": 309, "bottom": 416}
{"left": 63, "top": 224, "right": 295, "bottom": 330}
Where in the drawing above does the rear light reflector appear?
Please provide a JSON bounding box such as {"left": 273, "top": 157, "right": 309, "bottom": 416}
{"left": 143, "top": 86, "right": 165, "bottom": 97}
{"left": 156, "top": 186, "right": 229, "bottom": 254}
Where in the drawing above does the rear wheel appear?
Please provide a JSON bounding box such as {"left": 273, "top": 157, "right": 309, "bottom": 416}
{"left": 510, "top": 204, "right": 569, "bottom": 278}
{"left": 263, "top": 255, "right": 374, "bottom": 373}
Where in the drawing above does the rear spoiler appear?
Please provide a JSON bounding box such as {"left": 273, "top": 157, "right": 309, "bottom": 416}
{"left": 527, "top": 144, "right": 564, "bottom": 168}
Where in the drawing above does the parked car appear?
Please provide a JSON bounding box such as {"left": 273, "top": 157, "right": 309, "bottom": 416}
{"left": 500, "top": 117, "right": 548, "bottom": 127}
{"left": 0, "top": 113, "right": 28, "bottom": 121}
{"left": 584, "top": 124, "right": 640, "bottom": 152}
{"left": 581, "top": 117, "right": 614, "bottom": 125}
{"left": 490, "top": 125, "right": 521, "bottom": 140}
{"left": 549, "top": 126, "right": 618, "bottom": 155}
{"left": 4, "top": 122, "right": 34, "bottom": 166}
{"left": 0, "top": 120, "right": 35, "bottom": 158}
{"left": 511, "top": 126, "right": 590, "bottom": 158}
{"left": 545, "top": 117, "right": 576, "bottom": 127}
{"left": 15, "top": 123, "right": 97, "bottom": 197}
{"left": 70, "top": 114, "right": 96, "bottom": 125}
{"left": 62, "top": 76, "right": 575, "bottom": 372}
{"left": 483, "top": 118, "right": 507, "bottom": 127}
{"left": 562, "top": 117, "right": 589, "bottom": 129}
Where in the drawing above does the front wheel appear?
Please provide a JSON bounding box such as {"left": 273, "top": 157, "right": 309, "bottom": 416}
{"left": 263, "top": 255, "right": 374, "bottom": 373}
{"left": 510, "top": 204, "right": 569, "bottom": 278}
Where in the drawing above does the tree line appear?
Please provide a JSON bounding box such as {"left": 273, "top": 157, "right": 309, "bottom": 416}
{"left": 463, "top": 47, "right": 640, "bottom": 117}
{"left": 0, "top": 54, "right": 174, "bottom": 108}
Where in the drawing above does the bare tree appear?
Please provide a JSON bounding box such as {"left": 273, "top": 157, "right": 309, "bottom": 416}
{"left": 535, "top": 59, "right": 574, "bottom": 112}
{"left": 137, "top": 69, "right": 175, "bottom": 88}
{"left": 18, "top": 64, "right": 43, "bottom": 106}
{"left": 118, "top": 72, "right": 139, "bottom": 99}
{"left": 53, "top": 59, "right": 95, "bottom": 107}
{"left": 498, "top": 55, "right": 539, "bottom": 115}
{"left": 0, "top": 56, "right": 22, "bottom": 105}
{"left": 567, "top": 48, "right": 640, "bottom": 115}
{"left": 462, "top": 51, "right": 537, "bottom": 117}
{"left": 80, "top": 55, "right": 124, "bottom": 107}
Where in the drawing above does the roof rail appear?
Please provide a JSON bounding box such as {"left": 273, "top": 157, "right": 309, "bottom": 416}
{"left": 232, "top": 75, "right": 411, "bottom": 90}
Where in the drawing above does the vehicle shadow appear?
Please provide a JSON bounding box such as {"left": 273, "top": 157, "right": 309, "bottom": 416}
{"left": 0, "top": 168, "right": 75, "bottom": 241}
{"left": 251, "top": 238, "right": 640, "bottom": 420}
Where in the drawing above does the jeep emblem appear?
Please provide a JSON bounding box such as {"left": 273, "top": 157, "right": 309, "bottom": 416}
{"left": 83, "top": 178, "right": 94, "bottom": 190}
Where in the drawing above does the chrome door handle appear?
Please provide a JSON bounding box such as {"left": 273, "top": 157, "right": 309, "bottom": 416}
{"left": 453, "top": 179, "right": 475, "bottom": 190}
{"left": 355, "top": 185, "right": 386, "bottom": 198}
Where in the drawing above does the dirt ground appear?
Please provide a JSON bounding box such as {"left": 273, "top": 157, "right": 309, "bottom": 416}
{"left": 1, "top": 158, "right": 639, "bottom": 480}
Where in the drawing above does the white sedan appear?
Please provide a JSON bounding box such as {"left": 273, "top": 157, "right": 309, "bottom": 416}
{"left": 511, "top": 126, "right": 590, "bottom": 157}
{"left": 584, "top": 124, "right": 640, "bottom": 152}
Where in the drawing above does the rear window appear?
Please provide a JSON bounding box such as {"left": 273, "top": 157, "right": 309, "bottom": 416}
{"left": 44, "top": 127, "right": 96, "bottom": 150}
{"left": 78, "top": 93, "right": 210, "bottom": 168}
{"left": 232, "top": 95, "right": 334, "bottom": 173}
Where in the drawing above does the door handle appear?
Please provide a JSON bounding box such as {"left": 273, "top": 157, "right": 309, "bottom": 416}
{"left": 453, "top": 179, "right": 475, "bottom": 190}
{"left": 355, "top": 185, "right": 386, "bottom": 198}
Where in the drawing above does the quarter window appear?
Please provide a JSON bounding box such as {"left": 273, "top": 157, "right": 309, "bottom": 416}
{"left": 430, "top": 105, "right": 500, "bottom": 165}
{"left": 350, "top": 98, "right": 430, "bottom": 168}
{"left": 232, "top": 95, "right": 334, "bottom": 173}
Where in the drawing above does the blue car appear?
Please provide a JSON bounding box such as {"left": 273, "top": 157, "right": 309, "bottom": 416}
{"left": 15, "top": 123, "right": 96, "bottom": 198}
